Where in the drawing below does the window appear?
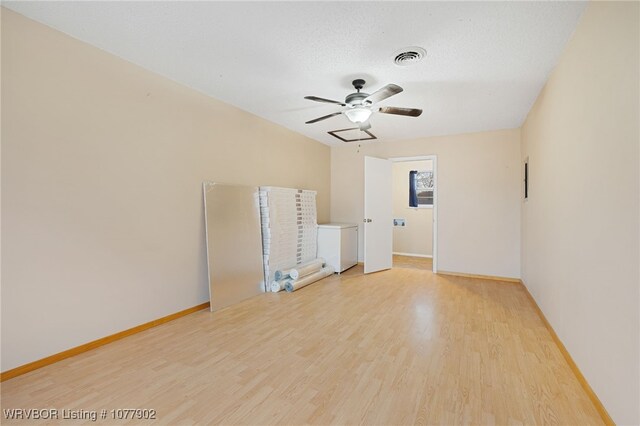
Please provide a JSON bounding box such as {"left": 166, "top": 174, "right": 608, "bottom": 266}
{"left": 409, "top": 170, "right": 434, "bottom": 207}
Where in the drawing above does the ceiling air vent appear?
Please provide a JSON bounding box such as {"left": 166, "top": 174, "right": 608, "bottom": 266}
{"left": 393, "top": 47, "right": 427, "bottom": 66}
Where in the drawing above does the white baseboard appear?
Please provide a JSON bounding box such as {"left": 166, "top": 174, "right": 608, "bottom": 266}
{"left": 393, "top": 252, "right": 432, "bottom": 258}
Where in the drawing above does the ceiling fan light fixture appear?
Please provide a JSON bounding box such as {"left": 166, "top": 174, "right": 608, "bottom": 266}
{"left": 304, "top": 80, "right": 421, "bottom": 130}
{"left": 344, "top": 107, "right": 372, "bottom": 123}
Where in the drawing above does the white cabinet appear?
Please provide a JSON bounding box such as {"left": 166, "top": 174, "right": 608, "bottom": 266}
{"left": 317, "top": 223, "right": 358, "bottom": 274}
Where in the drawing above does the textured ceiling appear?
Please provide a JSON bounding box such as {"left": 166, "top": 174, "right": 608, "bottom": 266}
{"left": 4, "top": 1, "right": 587, "bottom": 146}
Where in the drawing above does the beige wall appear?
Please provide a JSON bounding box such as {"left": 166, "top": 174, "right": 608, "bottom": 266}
{"left": 331, "top": 128, "right": 521, "bottom": 278}
{"left": 392, "top": 160, "right": 433, "bottom": 257}
{"left": 0, "top": 9, "right": 330, "bottom": 371}
{"left": 520, "top": 2, "right": 639, "bottom": 424}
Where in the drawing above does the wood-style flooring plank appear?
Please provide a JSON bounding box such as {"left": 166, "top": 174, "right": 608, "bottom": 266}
{"left": 1, "top": 259, "right": 603, "bottom": 425}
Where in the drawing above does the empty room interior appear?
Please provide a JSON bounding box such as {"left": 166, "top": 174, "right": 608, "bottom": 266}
{"left": 1, "top": 1, "right": 639, "bottom": 425}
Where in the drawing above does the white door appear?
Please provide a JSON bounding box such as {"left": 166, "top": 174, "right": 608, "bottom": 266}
{"left": 364, "top": 156, "right": 393, "bottom": 274}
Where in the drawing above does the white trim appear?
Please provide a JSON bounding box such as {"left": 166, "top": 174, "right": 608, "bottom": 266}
{"left": 389, "top": 155, "right": 438, "bottom": 273}
{"left": 433, "top": 156, "right": 438, "bottom": 273}
{"left": 390, "top": 156, "right": 433, "bottom": 162}
{"left": 393, "top": 252, "right": 433, "bottom": 258}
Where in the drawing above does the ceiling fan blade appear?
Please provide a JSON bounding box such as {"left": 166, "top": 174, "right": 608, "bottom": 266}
{"left": 363, "top": 84, "right": 403, "bottom": 105}
{"left": 304, "top": 96, "right": 346, "bottom": 106}
{"left": 305, "top": 112, "right": 343, "bottom": 124}
{"left": 378, "top": 106, "right": 423, "bottom": 117}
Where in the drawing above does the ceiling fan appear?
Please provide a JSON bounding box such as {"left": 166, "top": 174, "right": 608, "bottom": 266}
{"left": 304, "top": 79, "right": 422, "bottom": 131}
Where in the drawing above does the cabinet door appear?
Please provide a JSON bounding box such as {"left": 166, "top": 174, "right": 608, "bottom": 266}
{"left": 318, "top": 228, "right": 340, "bottom": 272}
{"left": 340, "top": 227, "right": 358, "bottom": 272}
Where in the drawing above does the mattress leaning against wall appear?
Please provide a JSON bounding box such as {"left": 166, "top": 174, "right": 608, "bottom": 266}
{"left": 259, "top": 187, "right": 318, "bottom": 288}
{"left": 203, "top": 182, "right": 265, "bottom": 311}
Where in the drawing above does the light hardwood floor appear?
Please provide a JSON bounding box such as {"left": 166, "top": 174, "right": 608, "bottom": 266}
{"left": 2, "top": 261, "right": 603, "bottom": 425}
{"left": 393, "top": 254, "right": 433, "bottom": 271}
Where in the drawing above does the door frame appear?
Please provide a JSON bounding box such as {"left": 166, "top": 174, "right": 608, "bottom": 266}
{"left": 389, "top": 155, "right": 438, "bottom": 273}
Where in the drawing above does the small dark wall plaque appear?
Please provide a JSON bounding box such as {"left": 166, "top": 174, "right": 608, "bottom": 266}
{"left": 524, "top": 159, "right": 529, "bottom": 199}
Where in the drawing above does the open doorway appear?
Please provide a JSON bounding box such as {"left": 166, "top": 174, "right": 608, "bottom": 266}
{"left": 390, "top": 156, "right": 437, "bottom": 272}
